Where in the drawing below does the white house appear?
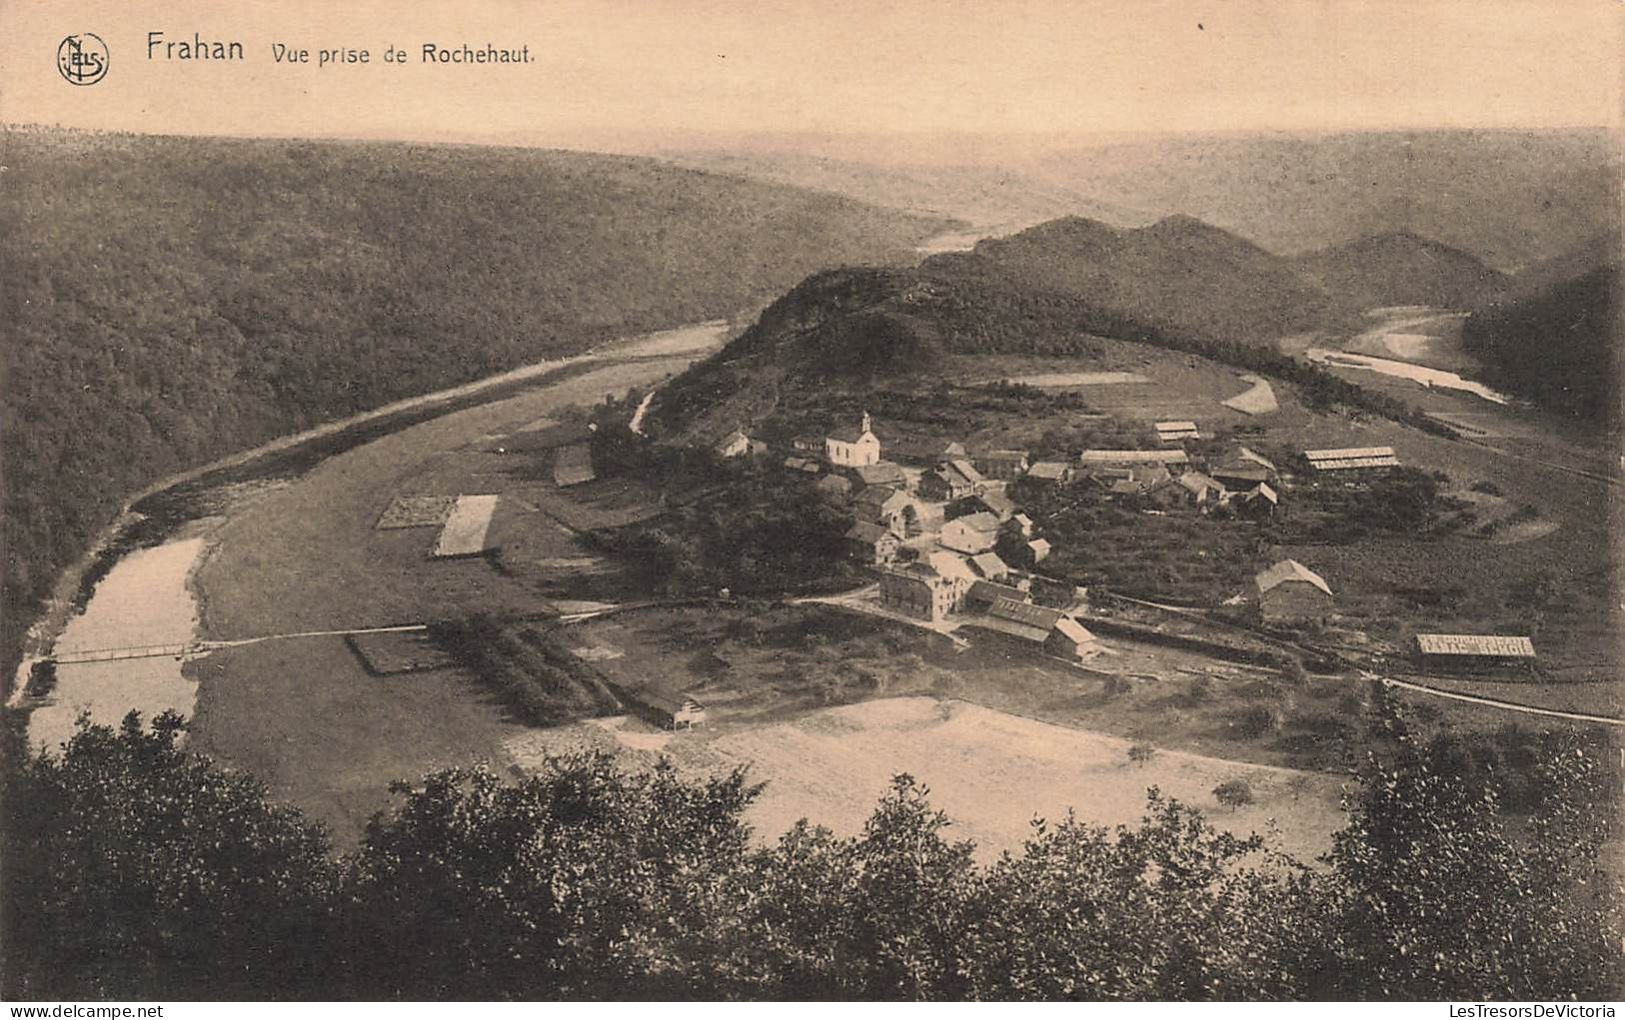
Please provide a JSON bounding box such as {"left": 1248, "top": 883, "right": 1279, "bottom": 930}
{"left": 940, "top": 511, "right": 1002, "bottom": 554}
{"left": 826, "top": 412, "right": 882, "bottom": 467}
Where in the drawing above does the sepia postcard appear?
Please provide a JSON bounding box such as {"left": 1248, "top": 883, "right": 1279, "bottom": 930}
{"left": 1, "top": 0, "right": 1622, "bottom": 1006}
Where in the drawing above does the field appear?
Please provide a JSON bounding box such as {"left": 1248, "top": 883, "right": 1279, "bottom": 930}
{"left": 569, "top": 604, "right": 1383, "bottom": 772}
{"left": 186, "top": 352, "right": 716, "bottom": 844}
{"left": 505, "top": 695, "right": 1350, "bottom": 864}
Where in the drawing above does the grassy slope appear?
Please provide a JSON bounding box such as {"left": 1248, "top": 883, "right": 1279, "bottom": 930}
{"left": 0, "top": 128, "right": 947, "bottom": 667}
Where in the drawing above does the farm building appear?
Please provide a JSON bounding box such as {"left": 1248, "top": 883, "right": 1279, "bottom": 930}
{"left": 1255, "top": 559, "right": 1334, "bottom": 623}
{"left": 1079, "top": 449, "right": 1190, "bottom": 470}
{"left": 1303, "top": 446, "right": 1400, "bottom": 472}
{"left": 1211, "top": 447, "right": 1279, "bottom": 490}
{"left": 1103, "top": 464, "right": 1172, "bottom": 496}
{"left": 879, "top": 553, "right": 975, "bottom": 622}
{"left": 973, "top": 449, "right": 1031, "bottom": 480}
{"left": 553, "top": 443, "right": 597, "bottom": 487}
{"left": 1045, "top": 617, "right": 1101, "bottom": 661}
{"left": 1155, "top": 421, "right": 1201, "bottom": 443}
{"left": 1232, "top": 483, "right": 1279, "bottom": 518}
{"left": 826, "top": 412, "right": 882, "bottom": 467}
{"left": 854, "top": 487, "right": 918, "bottom": 538}
{"left": 433, "top": 495, "right": 501, "bottom": 557}
{"left": 783, "top": 456, "right": 822, "bottom": 475}
{"left": 942, "top": 441, "right": 969, "bottom": 459}
{"left": 845, "top": 522, "right": 901, "bottom": 566}
{"left": 965, "top": 490, "right": 1017, "bottom": 521}
{"left": 1012, "top": 513, "right": 1035, "bottom": 537}
{"left": 1415, "top": 634, "right": 1537, "bottom": 675}
{"left": 1025, "top": 461, "right": 1073, "bottom": 485}
{"left": 920, "top": 460, "right": 986, "bottom": 502}
{"left": 853, "top": 461, "right": 909, "bottom": 489}
{"left": 815, "top": 474, "right": 853, "bottom": 499}
{"left": 715, "top": 430, "right": 766, "bottom": 459}
{"left": 941, "top": 511, "right": 1003, "bottom": 554}
{"left": 615, "top": 683, "right": 707, "bottom": 730}
{"left": 984, "top": 597, "right": 1064, "bottom": 641}
{"left": 792, "top": 435, "right": 824, "bottom": 455}
{"left": 969, "top": 551, "right": 1011, "bottom": 581}
{"left": 1027, "top": 538, "right": 1052, "bottom": 563}
{"left": 1030, "top": 575, "right": 1088, "bottom": 609}
{"left": 965, "top": 579, "right": 1028, "bottom": 612}
{"left": 1148, "top": 471, "right": 1225, "bottom": 511}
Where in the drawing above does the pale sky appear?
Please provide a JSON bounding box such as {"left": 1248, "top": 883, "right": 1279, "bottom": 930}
{"left": 2, "top": 0, "right": 1620, "bottom": 149}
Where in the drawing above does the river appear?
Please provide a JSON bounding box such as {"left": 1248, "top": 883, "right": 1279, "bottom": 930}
{"left": 18, "top": 318, "right": 735, "bottom": 754}
{"left": 1303, "top": 347, "right": 1515, "bottom": 404}
{"left": 27, "top": 537, "right": 207, "bottom": 752}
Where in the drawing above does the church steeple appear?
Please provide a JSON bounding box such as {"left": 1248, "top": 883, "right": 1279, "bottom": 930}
{"left": 861, "top": 410, "right": 872, "bottom": 436}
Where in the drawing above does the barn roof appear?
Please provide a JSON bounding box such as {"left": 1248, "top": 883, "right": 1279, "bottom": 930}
{"left": 854, "top": 461, "right": 908, "bottom": 487}
{"left": 989, "top": 597, "right": 1064, "bottom": 630}
{"left": 1080, "top": 449, "right": 1190, "bottom": 465}
{"left": 1304, "top": 445, "right": 1396, "bottom": 461}
{"left": 1177, "top": 471, "right": 1224, "bottom": 496}
{"left": 1026, "top": 461, "right": 1070, "bottom": 480}
{"left": 1050, "top": 617, "right": 1096, "bottom": 645}
{"left": 1244, "top": 482, "right": 1279, "bottom": 504}
{"left": 1236, "top": 446, "right": 1278, "bottom": 472}
{"left": 1304, "top": 446, "right": 1400, "bottom": 470}
{"left": 969, "top": 552, "right": 1010, "bottom": 577}
{"left": 845, "top": 521, "right": 895, "bottom": 545}
{"left": 967, "top": 580, "right": 1026, "bottom": 607}
{"left": 1416, "top": 634, "right": 1536, "bottom": 658}
{"left": 1255, "top": 559, "right": 1332, "bottom": 596}
{"left": 1028, "top": 538, "right": 1052, "bottom": 556}
{"left": 947, "top": 459, "right": 987, "bottom": 484}
{"left": 926, "top": 550, "right": 977, "bottom": 584}
{"left": 948, "top": 511, "right": 1002, "bottom": 534}
{"left": 627, "top": 684, "right": 704, "bottom": 715}
{"left": 976, "top": 449, "right": 1030, "bottom": 462}
{"left": 977, "top": 491, "right": 1017, "bottom": 517}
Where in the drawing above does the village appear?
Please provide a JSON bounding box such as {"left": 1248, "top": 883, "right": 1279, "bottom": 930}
{"left": 676, "top": 409, "right": 1543, "bottom": 714}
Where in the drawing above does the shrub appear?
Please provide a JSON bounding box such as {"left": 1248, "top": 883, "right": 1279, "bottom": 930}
{"left": 1214, "top": 778, "right": 1255, "bottom": 811}
{"left": 1128, "top": 742, "right": 1157, "bottom": 767}
{"left": 1232, "top": 705, "right": 1281, "bottom": 739}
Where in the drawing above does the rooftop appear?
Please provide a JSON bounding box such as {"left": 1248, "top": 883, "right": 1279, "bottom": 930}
{"left": 1080, "top": 449, "right": 1190, "bottom": 465}
{"left": 948, "top": 511, "right": 1002, "bottom": 534}
{"left": 1255, "top": 559, "right": 1333, "bottom": 596}
{"left": 1416, "top": 634, "right": 1536, "bottom": 658}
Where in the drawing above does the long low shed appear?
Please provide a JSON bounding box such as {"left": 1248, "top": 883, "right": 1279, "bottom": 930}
{"left": 1304, "top": 446, "right": 1400, "bottom": 470}
{"left": 1415, "top": 633, "right": 1537, "bottom": 673}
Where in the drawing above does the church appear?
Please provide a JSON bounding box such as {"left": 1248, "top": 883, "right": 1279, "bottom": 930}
{"left": 825, "top": 411, "right": 881, "bottom": 467}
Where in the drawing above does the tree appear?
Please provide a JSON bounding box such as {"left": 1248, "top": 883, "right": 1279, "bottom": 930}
{"left": 1213, "top": 779, "right": 1254, "bottom": 811}
{"left": 1128, "top": 742, "right": 1157, "bottom": 767}
{"left": 2, "top": 712, "right": 339, "bottom": 999}
{"left": 1316, "top": 739, "right": 1624, "bottom": 1000}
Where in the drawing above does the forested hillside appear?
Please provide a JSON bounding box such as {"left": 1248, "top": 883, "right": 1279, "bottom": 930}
{"left": 1461, "top": 242, "right": 1621, "bottom": 425}
{"left": 1290, "top": 232, "right": 1510, "bottom": 310}
{"left": 0, "top": 128, "right": 947, "bottom": 665}
{"left": 648, "top": 221, "right": 1453, "bottom": 443}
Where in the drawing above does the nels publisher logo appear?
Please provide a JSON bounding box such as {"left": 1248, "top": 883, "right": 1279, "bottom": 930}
{"left": 57, "top": 33, "right": 109, "bottom": 85}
